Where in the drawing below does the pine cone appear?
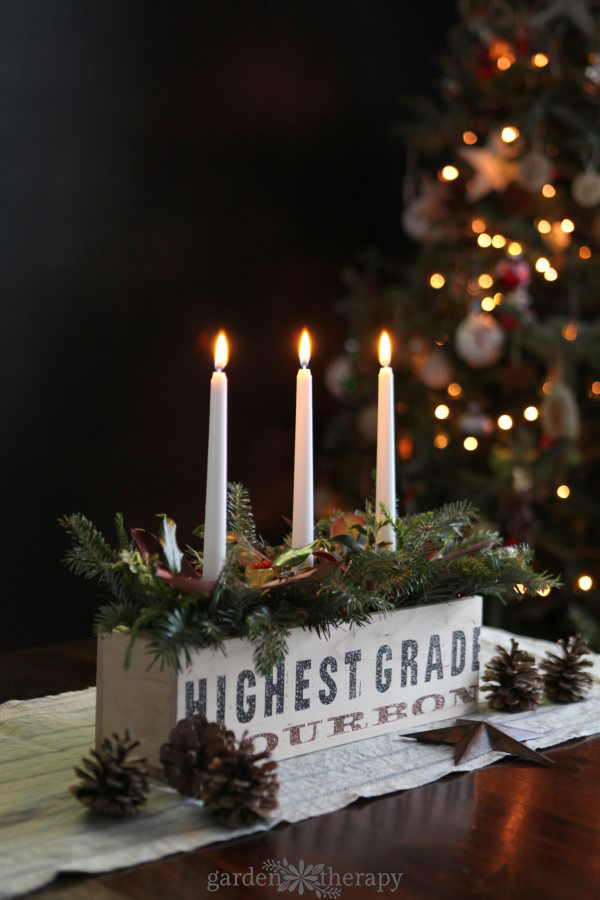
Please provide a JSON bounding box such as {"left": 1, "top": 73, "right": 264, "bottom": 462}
{"left": 159, "top": 714, "right": 235, "bottom": 798}
{"left": 70, "top": 731, "right": 149, "bottom": 816}
{"left": 200, "top": 739, "right": 279, "bottom": 828}
{"left": 482, "top": 639, "right": 543, "bottom": 712}
{"left": 541, "top": 635, "right": 594, "bottom": 703}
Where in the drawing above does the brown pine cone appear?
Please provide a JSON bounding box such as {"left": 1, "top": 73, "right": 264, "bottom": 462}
{"left": 160, "top": 714, "right": 235, "bottom": 798}
{"left": 70, "top": 730, "right": 149, "bottom": 816}
{"left": 482, "top": 639, "right": 543, "bottom": 712}
{"left": 200, "top": 739, "right": 279, "bottom": 828}
{"left": 541, "top": 635, "right": 594, "bottom": 703}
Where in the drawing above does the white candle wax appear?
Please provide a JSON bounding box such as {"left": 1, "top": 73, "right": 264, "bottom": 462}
{"left": 292, "top": 331, "right": 314, "bottom": 556}
{"left": 203, "top": 334, "right": 228, "bottom": 580}
{"left": 376, "top": 332, "right": 396, "bottom": 549}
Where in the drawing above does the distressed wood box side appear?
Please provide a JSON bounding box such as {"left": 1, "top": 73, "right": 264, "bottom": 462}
{"left": 96, "top": 595, "right": 482, "bottom": 768}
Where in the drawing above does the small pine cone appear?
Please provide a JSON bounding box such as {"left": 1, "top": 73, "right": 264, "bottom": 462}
{"left": 482, "top": 639, "right": 543, "bottom": 713}
{"left": 159, "top": 714, "right": 235, "bottom": 798}
{"left": 541, "top": 635, "right": 594, "bottom": 703}
{"left": 70, "top": 730, "right": 149, "bottom": 817}
{"left": 200, "top": 739, "right": 279, "bottom": 828}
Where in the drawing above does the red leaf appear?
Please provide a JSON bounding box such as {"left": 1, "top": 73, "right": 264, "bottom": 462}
{"left": 131, "top": 528, "right": 162, "bottom": 560}
{"left": 155, "top": 566, "right": 215, "bottom": 595}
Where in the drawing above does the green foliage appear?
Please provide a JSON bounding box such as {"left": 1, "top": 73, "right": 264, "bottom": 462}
{"left": 61, "top": 490, "right": 560, "bottom": 675}
{"left": 227, "top": 482, "right": 257, "bottom": 544}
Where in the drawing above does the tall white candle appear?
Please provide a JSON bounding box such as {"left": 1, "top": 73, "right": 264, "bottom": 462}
{"left": 376, "top": 331, "right": 396, "bottom": 550}
{"left": 203, "top": 332, "right": 228, "bottom": 580}
{"left": 292, "top": 330, "right": 314, "bottom": 554}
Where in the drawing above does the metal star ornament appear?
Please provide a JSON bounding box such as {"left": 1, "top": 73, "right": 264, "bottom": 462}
{"left": 532, "top": 0, "right": 595, "bottom": 39}
{"left": 407, "top": 718, "right": 555, "bottom": 766}
{"left": 459, "top": 134, "right": 519, "bottom": 201}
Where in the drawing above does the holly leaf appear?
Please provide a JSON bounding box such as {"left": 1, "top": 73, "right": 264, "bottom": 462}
{"left": 273, "top": 542, "right": 318, "bottom": 568}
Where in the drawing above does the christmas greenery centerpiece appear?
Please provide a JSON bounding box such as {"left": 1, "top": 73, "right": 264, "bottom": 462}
{"left": 61, "top": 483, "right": 558, "bottom": 675}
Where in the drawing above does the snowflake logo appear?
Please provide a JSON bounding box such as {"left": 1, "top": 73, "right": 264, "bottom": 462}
{"left": 263, "top": 859, "right": 340, "bottom": 898}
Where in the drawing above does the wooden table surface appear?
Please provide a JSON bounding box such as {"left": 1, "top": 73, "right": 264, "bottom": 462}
{"left": 1, "top": 640, "right": 599, "bottom": 900}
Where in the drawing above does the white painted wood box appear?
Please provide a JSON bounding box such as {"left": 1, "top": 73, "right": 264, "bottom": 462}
{"left": 96, "top": 595, "right": 482, "bottom": 771}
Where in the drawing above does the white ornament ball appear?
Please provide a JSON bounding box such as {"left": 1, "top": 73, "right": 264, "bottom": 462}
{"left": 418, "top": 349, "right": 454, "bottom": 390}
{"left": 517, "top": 152, "right": 553, "bottom": 193}
{"left": 540, "top": 382, "right": 580, "bottom": 440}
{"left": 455, "top": 312, "right": 505, "bottom": 368}
{"left": 571, "top": 170, "right": 600, "bottom": 208}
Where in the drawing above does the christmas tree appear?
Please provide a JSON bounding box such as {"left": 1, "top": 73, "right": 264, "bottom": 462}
{"left": 327, "top": 0, "right": 600, "bottom": 645}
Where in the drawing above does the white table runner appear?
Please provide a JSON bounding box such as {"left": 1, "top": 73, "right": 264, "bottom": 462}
{"left": 1, "top": 626, "right": 599, "bottom": 898}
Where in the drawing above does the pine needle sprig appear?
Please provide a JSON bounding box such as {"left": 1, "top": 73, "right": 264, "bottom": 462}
{"left": 227, "top": 482, "right": 257, "bottom": 544}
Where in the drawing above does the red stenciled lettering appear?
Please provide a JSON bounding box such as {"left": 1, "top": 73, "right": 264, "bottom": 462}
{"left": 243, "top": 732, "right": 279, "bottom": 754}
{"left": 327, "top": 712, "right": 367, "bottom": 736}
{"left": 412, "top": 693, "right": 445, "bottom": 715}
{"left": 282, "top": 720, "right": 322, "bottom": 745}
{"left": 449, "top": 685, "right": 479, "bottom": 706}
{"left": 372, "top": 703, "right": 408, "bottom": 725}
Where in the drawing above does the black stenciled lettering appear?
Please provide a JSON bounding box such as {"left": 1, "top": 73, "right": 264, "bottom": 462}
{"left": 425, "top": 634, "right": 443, "bottom": 682}
{"left": 375, "top": 645, "right": 392, "bottom": 693}
{"left": 451, "top": 630, "right": 466, "bottom": 676}
{"left": 401, "top": 639, "right": 418, "bottom": 687}
{"left": 185, "top": 679, "right": 207, "bottom": 718}
{"left": 264, "top": 664, "right": 285, "bottom": 717}
{"left": 319, "top": 657, "right": 337, "bottom": 704}
{"left": 472, "top": 626, "right": 481, "bottom": 672}
{"left": 295, "top": 659, "right": 311, "bottom": 711}
{"left": 236, "top": 670, "right": 256, "bottom": 723}
{"left": 344, "top": 650, "right": 361, "bottom": 700}
{"left": 216, "top": 675, "right": 226, "bottom": 723}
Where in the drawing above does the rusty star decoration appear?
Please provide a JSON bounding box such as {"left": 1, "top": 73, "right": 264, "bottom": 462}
{"left": 407, "top": 718, "right": 554, "bottom": 766}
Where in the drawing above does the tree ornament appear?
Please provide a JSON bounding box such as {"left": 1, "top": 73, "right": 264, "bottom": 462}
{"left": 459, "top": 133, "right": 519, "bottom": 201}
{"left": 455, "top": 311, "right": 504, "bottom": 367}
{"left": 540, "top": 381, "right": 580, "bottom": 440}
{"left": 402, "top": 175, "right": 451, "bottom": 242}
{"left": 458, "top": 403, "right": 494, "bottom": 435}
{"left": 571, "top": 169, "right": 600, "bottom": 208}
{"left": 200, "top": 739, "right": 279, "bottom": 828}
{"left": 541, "top": 635, "right": 594, "bottom": 703}
{"left": 408, "top": 717, "right": 553, "bottom": 766}
{"left": 482, "top": 639, "right": 543, "bottom": 712}
{"left": 160, "top": 714, "right": 236, "bottom": 798}
{"left": 532, "top": 0, "right": 596, "bottom": 39}
{"left": 417, "top": 348, "right": 454, "bottom": 390}
{"left": 324, "top": 355, "right": 353, "bottom": 400}
{"left": 70, "top": 731, "right": 150, "bottom": 816}
{"left": 495, "top": 258, "right": 531, "bottom": 289}
{"left": 517, "top": 151, "right": 553, "bottom": 193}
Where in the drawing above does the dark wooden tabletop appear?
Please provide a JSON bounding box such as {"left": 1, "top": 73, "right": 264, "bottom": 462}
{"left": 1, "top": 640, "right": 599, "bottom": 900}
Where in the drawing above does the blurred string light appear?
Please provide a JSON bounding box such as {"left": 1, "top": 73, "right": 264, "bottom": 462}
{"left": 492, "top": 234, "right": 506, "bottom": 248}
{"left": 535, "top": 257, "right": 550, "bottom": 272}
{"left": 447, "top": 382, "right": 462, "bottom": 397}
{"left": 478, "top": 273, "right": 493, "bottom": 289}
{"left": 557, "top": 484, "right": 570, "bottom": 499}
{"left": 579, "top": 245, "right": 591, "bottom": 259}
{"left": 578, "top": 575, "right": 593, "bottom": 592}
{"left": 481, "top": 296, "right": 495, "bottom": 311}
{"left": 494, "top": 292, "right": 503, "bottom": 305}
{"left": 498, "top": 414, "right": 513, "bottom": 430}
{"left": 501, "top": 126, "right": 519, "bottom": 143}
{"left": 507, "top": 241, "right": 522, "bottom": 256}
{"left": 591, "top": 381, "right": 600, "bottom": 395}
{"left": 472, "top": 218, "right": 486, "bottom": 233}
{"left": 542, "top": 183, "right": 555, "bottom": 197}
{"left": 537, "top": 218, "right": 551, "bottom": 233}
{"left": 544, "top": 267, "right": 558, "bottom": 281}
{"left": 561, "top": 218, "right": 574, "bottom": 233}
{"left": 434, "top": 433, "right": 449, "bottom": 449}
{"left": 497, "top": 54, "right": 514, "bottom": 70}
{"left": 430, "top": 273, "right": 445, "bottom": 288}
{"left": 435, "top": 404, "right": 450, "bottom": 420}
{"left": 463, "top": 131, "right": 478, "bottom": 145}
{"left": 514, "top": 583, "right": 527, "bottom": 595}
{"left": 542, "top": 381, "right": 553, "bottom": 394}
{"left": 477, "top": 233, "right": 492, "bottom": 247}
{"left": 524, "top": 406, "right": 538, "bottom": 421}
{"left": 532, "top": 52, "right": 549, "bottom": 68}
{"left": 440, "top": 165, "right": 459, "bottom": 181}
{"left": 463, "top": 436, "right": 478, "bottom": 451}
{"left": 537, "top": 584, "right": 551, "bottom": 597}
{"left": 562, "top": 322, "right": 578, "bottom": 340}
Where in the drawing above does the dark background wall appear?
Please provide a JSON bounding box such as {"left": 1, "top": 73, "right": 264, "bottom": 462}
{"left": 1, "top": 1, "right": 457, "bottom": 652}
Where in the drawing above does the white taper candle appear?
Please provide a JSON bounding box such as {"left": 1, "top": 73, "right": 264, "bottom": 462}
{"left": 203, "top": 332, "right": 228, "bottom": 580}
{"left": 292, "top": 330, "right": 314, "bottom": 555}
{"left": 376, "top": 331, "right": 396, "bottom": 549}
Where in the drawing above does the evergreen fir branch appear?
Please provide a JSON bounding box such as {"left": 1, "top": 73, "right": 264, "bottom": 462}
{"left": 227, "top": 482, "right": 257, "bottom": 544}
{"left": 114, "top": 512, "right": 130, "bottom": 552}
{"left": 60, "top": 513, "right": 131, "bottom": 604}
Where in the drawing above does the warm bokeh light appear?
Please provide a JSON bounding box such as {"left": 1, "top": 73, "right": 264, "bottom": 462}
{"left": 435, "top": 404, "right": 450, "bottom": 420}
{"left": 463, "top": 436, "right": 478, "bottom": 451}
{"left": 481, "top": 296, "right": 496, "bottom": 312}
{"left": 524, "top": 406, "right": 539, "bottom": 421}
{"left": 542, "top": 183, "right": 555, "bottom": 197}
{"left": 471, "top": 218, "right": 486, "bottom": 234}
{"left": 537, "top": 585, "right": 551, "bottom": 597}
{"left": 214, "top": 332, "right": 229, "bottom": 371}
{"left": 498, "top": 414, "right": 513, "bottom": 430}
{"left": 535, "top": 257, "right": 550, "bottom": 273}
{"left": 299, "top": 329, "right": 311, "bottom": 367}
{"left": 477, "top": 233, "right": 492, "bottom": 247}
{"left": 578, "top": 575, "right": 593, "bottom": 592}
{"left": 514, "top": 583, "right": 527, "bottom": 595}
{"left": 478, "top": 273, "right": 493, "bottom": 289}
{"left": 562, "top": 323, "right": 578, "bottom": 341}
{"left": 579, "top": 245, "right": 591, "bottom": 259}
{"left": 494, "top": 292, "right": 503, "bottom": 305}
{"left": 556, "top": 484, "right": 570, "bottom": 499}
{"left": 544, "top": 267, "right": 558, "bottom": 281}
{"left": 507, "top": 241, "right": 522, "bottom": 256}
{"left": 592, "top": 381, "right": 600, "bottom": 395}
{"left": 398, "top": 435, "right": 414, "bottom": 460}
{"left": 434, "top": 433, "right": 449, "bottom": 449}
{"left": 532, "top": 52, "right": 549, "bottom": 68}
{"left": 542, "top": 381, "right": 552, "bottom": 394}
{"left": 447, "top": 382, "right": 462, "bottom": 397}
{"left": 560, "top": 218, "right": 574, "bottom": 233}
{"left": 537, "top": 219, "right": 551, "bottom": 234}
{"left": 429, "top": 273, "right": 445, "bottom": 289}
{"left": 501, "top": 126, "right": 519, "bottom": 143}
{"left": 492, "top": 234, "right": 506, "bottom": 248}
{"left": 497, "top": 55, "right": 514, "bottom": 71}
{"left": 463, "top": 131, "right": 478, "bottom": 145}
{"left": 378, "top": 331, "right": 391, "bottom": 367}
{"left": 440, "top": 165, "right": 459, "bottom": 181}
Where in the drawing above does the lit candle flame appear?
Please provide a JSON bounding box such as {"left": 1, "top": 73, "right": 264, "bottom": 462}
{"left": 214, "top": 332, "right": 228, "bottom": 371}
{"left": 299, "top": 329, "right": 311, "bottom": 368}
{"left": 379, "top": 331, "right": 392, "bottom": 367}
